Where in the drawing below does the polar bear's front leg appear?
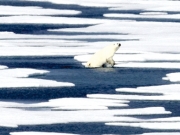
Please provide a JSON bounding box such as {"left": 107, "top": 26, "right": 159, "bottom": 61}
{"left": 106, "top": 57, "right": 115, "bottom": 67}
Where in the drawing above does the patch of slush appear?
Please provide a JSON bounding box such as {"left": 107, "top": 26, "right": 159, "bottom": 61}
{"left": 0, "top": 68, "right": 74, "bottom": 88}
{"left": 0, "top": 6, "right": 81, "bottom": 15}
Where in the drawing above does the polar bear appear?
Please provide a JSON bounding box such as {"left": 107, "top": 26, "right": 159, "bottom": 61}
{"left": 85, "top": 43, "right": 121, "bottom": 68}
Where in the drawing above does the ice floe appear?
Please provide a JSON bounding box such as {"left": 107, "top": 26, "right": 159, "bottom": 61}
{"left": 163, "top": 72, "right": 180, "bottom": 82}
{"left": 20, "top": 0, "right": 180, "bottom": 10}
{"left": 0, "top": 16, "right": 107, "bottom": 24}
{"left": 104, "top": 13, "right": 180, "bottom": 19}
{"left": 0, "top": 106, "right": 169, "bottom": 128}
{"left": 88, "top": 93, "right": 180, "bottom": 101}
{"left": 0, "top": 68, "right": 74, "bottom": 88}
{"left": 31, "top": 98, "right": 129, "bottom": 110}
{"left": 0, "top": 65, "right": 8, "bottom": 70}
{"left": 106, "top": 122, "right": 180, "bottom": 130}
{"left": 116, "top": 84, "right": 180, "bottom": 95}
{"left": 0, "top": 6, "right": 81, "bottom": 15}
{"left": 115, "top": 62, "right": 180, "bottom": 69}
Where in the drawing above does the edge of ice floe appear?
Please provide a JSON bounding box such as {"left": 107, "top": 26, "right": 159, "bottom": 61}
{"left": 0, "top": 68, "right": 75, "bottom": 88}
{"left": 0, "top": 65, "right": 8, "bottom": 70}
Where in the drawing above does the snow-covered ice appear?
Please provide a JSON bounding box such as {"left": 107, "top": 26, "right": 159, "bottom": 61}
{"left": 0, "top": 68, "right": 74, "bottom": 88}
{"left": 0, "top": 16, "right": 107, "bottom": 25}
{"left": 1, "top": 0, "right": 180, "bottom": 134}
{"left": 31, "top": 98, "right": 129, "bottom": 110}
{"left": 106, "top": 122, "right": 180, "bottom": 130}
{"left": 0, "top": 65, "right": 8, "bottom": 70}
{"left": 0, "top": 6, "right": 81, "bottom": 15}
{"left": 0, "top": 105, "right": 170, "bottom": 128}
{"left": 163, "top": 72, "right": 180, "bottom": 82}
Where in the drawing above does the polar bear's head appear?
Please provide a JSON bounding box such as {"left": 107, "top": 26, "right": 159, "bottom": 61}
{"left": 112, "top": 43, "right": 121, "bottom": 51}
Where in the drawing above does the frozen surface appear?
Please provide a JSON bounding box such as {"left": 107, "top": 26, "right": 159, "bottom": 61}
{"left": 104, "top": 13, "right": 180, "bottom": 19}
{"left": 163, "top": 72, "right": 180, "bottom": 82}
{"left": 0, "top": 103, "right": 170, "bottom": 128}
{"left": 1, "top": 0, "right": 180, "bottom": 134}
{"left": 106, "top": 122, "right": 180, "bottom": 130}
{"left": 0, "top": 68, "right": 74, "bottom": 88}
{"left": 0, "top": 16, "right": 107, "bottom": 24}
{"left": 32, "top": 98, "right": 129, "bottom": 110}
{"left": 75, "top": 53, "right": 180, "bottom": 69}
{"left": 0, "top": 65, "right": 8, "bottom": 69}
{"left": 0, "top": 6, "right": 81, "bottom": 15}
{"left": 19, "top": 0, "right": 180, "bottom": 9}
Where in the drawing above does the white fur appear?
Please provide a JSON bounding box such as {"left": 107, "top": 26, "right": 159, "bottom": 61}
{"left": 85, "top": 43, "right": 121, "bottom": 68}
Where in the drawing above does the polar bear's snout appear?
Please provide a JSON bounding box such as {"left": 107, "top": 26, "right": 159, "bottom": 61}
{"left": 118, "top": 43, "right": 121, "bottom": 46}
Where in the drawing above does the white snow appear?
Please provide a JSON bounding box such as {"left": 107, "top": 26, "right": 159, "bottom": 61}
{"left": 88, "top": 93, "right": 180, "bottom": 101}
{"left": 19, "top": 0, "right": 180, "bottom": 9}
{"left": 106, "top": 122, "right": 180, "bottom": 130}
{"left": 116, "top": 84, "right": 180, "bottom": 95}
{"left": 104, "top": 13, "right": 180, "bottom": 19}
{"left": 0, "top": 6, "right": 81, "bottom": 15}
{"left": 89, "top": 82, "right": 180, "bottom": 101}
{"left": 163, "top": 72, "right": 180, "bottom": 82}
{"left": 0, "top": 105, "right": 169, "bottom": 128}
{"left": 0, "top": 65, "right": 8, "bottom": 70}
{"left": 115, "top": 62, "right": 180, "bottom": 69}
{"left": 32, "top": 98, "right": 129, "bottom": 110}
{"left": 0, "top": 16, "right": 107, "bottom": 24}
{"left": 0, "top": 68, "right": 74, "bottom": 88}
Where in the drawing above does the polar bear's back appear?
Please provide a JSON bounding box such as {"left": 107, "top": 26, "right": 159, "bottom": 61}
{"left": 86, "top": 51, "right": 106, "bottom": 67}
{"left": 85, "top": 43, "right": 121, "bottom": 68}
